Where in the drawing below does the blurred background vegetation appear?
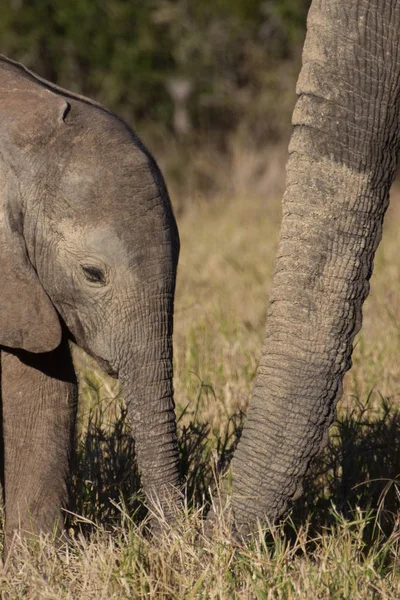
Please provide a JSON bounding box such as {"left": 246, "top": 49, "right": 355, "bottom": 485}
{"left": 0, "top": 0, "right": 310, "bottom": 204}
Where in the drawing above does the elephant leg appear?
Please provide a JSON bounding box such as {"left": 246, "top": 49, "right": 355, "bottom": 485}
{"left": 0, "top": 339, "right": 77, "bottom": 556}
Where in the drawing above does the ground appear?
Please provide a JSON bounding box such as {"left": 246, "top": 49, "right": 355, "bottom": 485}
{"left": 2, "top": 191, "right": 400, "bottom": 599}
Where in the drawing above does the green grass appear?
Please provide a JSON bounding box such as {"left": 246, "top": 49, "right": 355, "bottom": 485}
{"left": 2, "top": 192, "right": 400, "bottom": 598}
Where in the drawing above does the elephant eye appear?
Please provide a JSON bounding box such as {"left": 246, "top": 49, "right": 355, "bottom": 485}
{"left": 81, "top": 265, "right": 106, "bottom": 285}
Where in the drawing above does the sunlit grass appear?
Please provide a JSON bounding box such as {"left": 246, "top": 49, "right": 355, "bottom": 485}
{"left": 2, "top": 191, "right": 400, "bottom": 597}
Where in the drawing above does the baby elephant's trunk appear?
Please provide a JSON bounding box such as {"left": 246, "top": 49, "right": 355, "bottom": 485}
{"left": 119, "top": 287, "right": 181, "bottom": 524}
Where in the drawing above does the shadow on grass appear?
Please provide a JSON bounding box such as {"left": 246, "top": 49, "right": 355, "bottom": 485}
{"left": 69, "top": 403, "right": 143, "bottom": 534}
{"left": 69, "top": 398, "right": 243, "bottom": 533}
{"left": 70, "top": 388, "right": 400, "bottom": 543}
{"left": 290, "top": 394, "right": 400, "bottom": 546}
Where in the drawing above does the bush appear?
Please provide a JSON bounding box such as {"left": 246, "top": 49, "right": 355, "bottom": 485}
{"left": 0, "top": 0, "right": 310, "bottom": 142}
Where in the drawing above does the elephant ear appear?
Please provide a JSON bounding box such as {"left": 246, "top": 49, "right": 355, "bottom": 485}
{"left": 0, "top": 79, "right": 68, "bottom": 353}
{"left": 0, "top": 73, "right": 71, "bottom": 158}
{"left": 0, "top": 176, "right": 62, "bottom": 353}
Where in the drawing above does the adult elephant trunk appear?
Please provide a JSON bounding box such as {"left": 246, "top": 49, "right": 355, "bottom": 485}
{"left": 118, "top": 286, "right": 181, "bottom": 523}
{"left": 230, "top": 0, "right": 400, "bottom": 528}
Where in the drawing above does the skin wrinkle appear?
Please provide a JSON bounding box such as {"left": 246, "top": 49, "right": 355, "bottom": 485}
{"left": 230, "top": 1, "right": 400, "bottom": 525}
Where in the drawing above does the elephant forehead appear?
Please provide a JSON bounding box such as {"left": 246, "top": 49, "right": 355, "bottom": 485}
{"left": 57, "top": 221, "right": 128, "bottom": 260}
{"left": 57, "top": 220, "right": 172, "bottom": 271}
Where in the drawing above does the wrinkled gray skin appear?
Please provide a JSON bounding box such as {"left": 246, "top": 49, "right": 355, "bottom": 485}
{"left": 0, "top": 55, "right": 180, "bottom": 555}
{"left": 224, "top": 0, "right": 400, "bottom": 531}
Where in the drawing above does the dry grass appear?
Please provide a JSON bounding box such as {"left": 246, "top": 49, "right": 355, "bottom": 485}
{"left": 2, "top": 186, "right": 400, "bottom": 597}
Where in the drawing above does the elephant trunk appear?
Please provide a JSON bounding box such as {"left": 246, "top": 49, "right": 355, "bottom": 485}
{"left": 119, "top": 288, "right": 181, "bottom": 523}
{"left": 229, "top": 0, "right": 400, "bottom": 529}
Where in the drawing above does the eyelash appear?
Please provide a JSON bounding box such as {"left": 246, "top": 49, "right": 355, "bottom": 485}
{"left": 81, "top": 265, "right": 107, "bottom": 285}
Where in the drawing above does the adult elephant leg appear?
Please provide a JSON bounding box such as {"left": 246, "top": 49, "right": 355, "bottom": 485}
{"left": 229, "top": 0, "right": 400, "bottom": 529}
{"left": 1, "top": 339, "right": 77, "bottom": 556}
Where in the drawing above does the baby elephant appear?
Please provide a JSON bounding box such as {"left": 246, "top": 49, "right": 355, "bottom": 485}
{"left": 0, "top": 55, "right": 180, "bottom": 555}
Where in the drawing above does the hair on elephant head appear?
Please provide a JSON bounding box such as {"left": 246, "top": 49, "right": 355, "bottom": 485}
{"left": 0, "top": 54, "right": 181, "bottom": 554}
